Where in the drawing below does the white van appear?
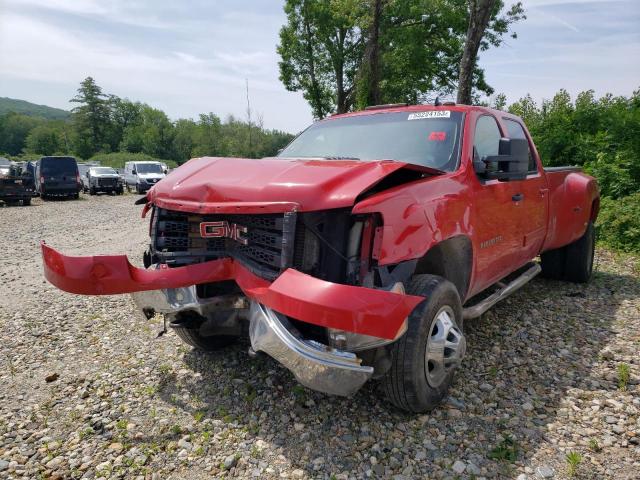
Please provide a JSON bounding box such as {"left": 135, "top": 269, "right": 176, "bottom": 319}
{"left": 123, "top": 161, "right": 167, "bottom": 194}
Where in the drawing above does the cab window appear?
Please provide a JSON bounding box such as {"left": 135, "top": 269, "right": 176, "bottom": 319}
{"left": 503, "top": 119, "right": 536, "bottom": 172}
{"left": 473, "top": 115, "right": 502, "bottom": 159}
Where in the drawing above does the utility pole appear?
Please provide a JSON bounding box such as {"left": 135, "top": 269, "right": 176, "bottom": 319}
{"left": 246, "top": 78, "right": 253, "bottom": 157}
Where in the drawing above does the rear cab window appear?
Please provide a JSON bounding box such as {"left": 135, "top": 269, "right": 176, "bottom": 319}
{"left": 503, "top": 119, "right": 537, "bottom": 173}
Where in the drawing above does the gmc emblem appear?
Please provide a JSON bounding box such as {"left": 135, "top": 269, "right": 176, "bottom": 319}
{"left": 199, "top": 221, "right": 248, "bottom": 245}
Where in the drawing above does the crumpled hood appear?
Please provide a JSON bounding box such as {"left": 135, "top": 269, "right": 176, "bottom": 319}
{"left": 147, "top": 156, "right": 441, "bottom": 213}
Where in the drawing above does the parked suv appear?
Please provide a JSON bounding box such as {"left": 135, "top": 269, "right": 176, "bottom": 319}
{"left": 35, "top": 156, "right": 81, "bottom": 199}
{"left": 124, "top": 161, "right": 166, "bottom": 194}
{"left": 85, "top": 167, "right": 124, "bottom": 195}
{"left": 78, "top": 162, "right": 101, "bottom": 192}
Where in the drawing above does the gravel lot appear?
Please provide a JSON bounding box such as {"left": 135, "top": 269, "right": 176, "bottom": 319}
{"left": 1, "top": 194, "right": 639, "bottom": 480}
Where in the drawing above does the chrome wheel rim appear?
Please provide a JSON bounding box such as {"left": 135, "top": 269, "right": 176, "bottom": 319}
{"left": 425, "top": 306, "right": 466, "bottom": 388}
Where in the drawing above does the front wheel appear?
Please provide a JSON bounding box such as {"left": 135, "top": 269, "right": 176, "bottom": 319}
{"left": 23, "top": 198, "right": 31, "bottom": 206}
{"left": 382, "top": 274, "right": 466, "bottom": 413}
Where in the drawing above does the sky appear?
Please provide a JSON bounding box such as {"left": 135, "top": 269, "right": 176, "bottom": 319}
{"left": 0, "top": 0, "right": 638, "bottom": 133}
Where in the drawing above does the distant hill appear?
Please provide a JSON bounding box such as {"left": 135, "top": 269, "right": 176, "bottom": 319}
{"left": 0, "top": 97, "right": 71, "bottom": 120}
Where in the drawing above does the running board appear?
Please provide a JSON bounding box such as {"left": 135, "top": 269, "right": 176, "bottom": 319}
{"left": 463, "top": 263, "right": 541, "bottom": 320}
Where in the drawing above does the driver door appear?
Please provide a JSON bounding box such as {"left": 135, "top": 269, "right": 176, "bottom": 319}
{"left": 470, "top": 115, "right": 523, "bottom": 293}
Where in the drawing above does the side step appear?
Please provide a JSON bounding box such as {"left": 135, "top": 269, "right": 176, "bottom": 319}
{"left": 462, "top": 263, "right": 541, "bottom": 320}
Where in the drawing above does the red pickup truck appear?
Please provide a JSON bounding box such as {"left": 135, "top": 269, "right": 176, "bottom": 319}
{"left": 42, "top": 104, "right": 599, "bottom": 412}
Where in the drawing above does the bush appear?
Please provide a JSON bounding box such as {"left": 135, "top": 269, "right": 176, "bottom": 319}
{"left": 596, "top": 193, "right": 640, "bottom": 253}
{"left": 88, "top": 152, "right": 178, "bottom": 169}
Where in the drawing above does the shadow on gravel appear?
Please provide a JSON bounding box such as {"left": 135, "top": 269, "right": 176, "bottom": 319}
{"left": 156, "top": 265, "right": 637, "bottom": 478}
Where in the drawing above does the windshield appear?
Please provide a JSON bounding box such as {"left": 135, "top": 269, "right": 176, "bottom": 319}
{"left": 41, "top": 157, "right": 77, "bottom": 175}
{"left": 91, "top": 167, "right": 117, "bottom": 175}
{"left": 136, "top": 163, "right": 163, "bottom": 174}
{"left": 278, "top": 110, "right": 463, "bottom": 171}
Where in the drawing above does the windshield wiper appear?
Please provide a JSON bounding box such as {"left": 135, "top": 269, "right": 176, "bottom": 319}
{"left": 323, "top": 156, "right": 360, "bottom": 160}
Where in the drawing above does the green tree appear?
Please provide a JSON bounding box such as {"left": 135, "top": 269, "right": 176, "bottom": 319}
{"left": 70, "top": 77, "right": 112, "bottom": 157}
{"left": 108, "top": 97, "right": 143, "bottom": 151}
{"left": 278, "top": 0, "right": 525, "bottom": 117}
{"left": 0, "top": 112, "right": 43, "bottom": 155}
{"left": 191, "top": 113, "right": 223, "bottom": 157}
{"left": 120, "top": 105, "right": 174, "bottom": 159}
{"left": 173, "top": 118, "right": 198, "bottom": 163}
{"left": 24, "top": 124, "right": 62, "bottom": 155}
{"left": 457, "top": 0, "right": 525, "bottom": 104}
{"left": 278, "top": 0, "right": 363, "bottom": 118}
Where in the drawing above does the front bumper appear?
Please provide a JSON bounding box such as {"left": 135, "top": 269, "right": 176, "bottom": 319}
{"left": 41, "top": 242, "right": 423, "bottom": 340}
{"left": 249, "top": 302, "right": 373, "bottom": 396}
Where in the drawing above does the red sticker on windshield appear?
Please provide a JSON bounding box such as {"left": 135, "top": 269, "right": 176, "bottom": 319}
{"left": 429, "top": 131, "right": 447, "bottom": 141}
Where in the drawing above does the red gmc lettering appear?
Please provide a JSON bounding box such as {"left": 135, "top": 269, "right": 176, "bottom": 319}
{"left": 199, "top": 221, "right": 248, "bottom": 245}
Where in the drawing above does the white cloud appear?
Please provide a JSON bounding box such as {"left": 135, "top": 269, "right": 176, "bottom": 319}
{"left": 0, "top": 8, "right": 311, "bottom": 131}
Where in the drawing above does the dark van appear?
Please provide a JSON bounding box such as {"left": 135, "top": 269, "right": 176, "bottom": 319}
{"left": 35, "top": 156, "right": 82, "bottom": 199}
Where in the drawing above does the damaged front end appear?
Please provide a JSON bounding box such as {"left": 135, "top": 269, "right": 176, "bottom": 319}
{"left": 41, "top": 212, "right": 421, "bottom": 396}
{"left": 40, "top": 158, "right": 436, "bottom": 396}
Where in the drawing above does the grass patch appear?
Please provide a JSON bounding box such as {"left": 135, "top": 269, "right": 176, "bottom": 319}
{"left": 488, "top": 435, "right": 519, "bottom": 463}
{"left": 617, "top": 363, "right": 630, "bottom": 391}
{"left": 193, "top": 411, "right": 205, "bottom": 423}
{"left": 565, "top": 451, "right": 582, "bottom": 477}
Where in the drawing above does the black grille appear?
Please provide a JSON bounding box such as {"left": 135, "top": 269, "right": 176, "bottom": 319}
{"left": 98, "top": 178, "right": 117, "bottom": 187}
{"left": 152, "top": 208, "right": 296, "bottom": 280}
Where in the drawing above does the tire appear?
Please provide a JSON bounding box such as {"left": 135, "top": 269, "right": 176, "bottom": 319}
{"left": 382, "top": 274, "right": 466, "bottom": 413}
{"left": 172, "top": 320, "right": 237, "bottom": 352}
{"left": 540, "top": 247, "right": 566, "bottom": 280}
{"left": 23, "top": 198, "right": 31, "bottom": 206}
{"left": 89, "top": 187, "right": 96, "bottom": 195}
{"left": 540, "top": 222, "right": 595, "bottom": 283}
{"left": 564, "top": 222, "right": 595, "bottom": 283}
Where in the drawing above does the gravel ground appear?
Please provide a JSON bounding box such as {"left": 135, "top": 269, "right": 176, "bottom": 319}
{"left": 0, "top": 194, "right": 639, "bottom": 480}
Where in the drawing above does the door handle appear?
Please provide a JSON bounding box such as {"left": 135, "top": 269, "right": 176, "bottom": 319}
{"left": 512, "top": 193, "right": 524, "bottom": 202}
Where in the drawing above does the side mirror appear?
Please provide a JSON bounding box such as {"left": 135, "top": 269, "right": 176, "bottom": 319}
{"left": 132, "top": 169, "right": 137, "bottom": 174}
{"left": 476, "top": 138, "right": 528, "bottom": 181}
{"left": 163, "top": 169, "right": 168, "bottom": 174}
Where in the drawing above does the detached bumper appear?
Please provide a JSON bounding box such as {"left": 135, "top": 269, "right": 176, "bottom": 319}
{"left": 249, "top": 302, "right": 373, "bottom": 396}
{"left": 41, "top": 243, "right": 423, "bottom": 340}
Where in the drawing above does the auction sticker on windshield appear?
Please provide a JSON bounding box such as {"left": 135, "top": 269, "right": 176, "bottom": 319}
{"left": 408, "top": 111, "right": 451, "bottom": 120}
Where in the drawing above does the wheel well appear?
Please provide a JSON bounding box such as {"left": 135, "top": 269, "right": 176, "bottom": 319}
{"left": 414, "top": 236, "right": 473, "bottom": 301}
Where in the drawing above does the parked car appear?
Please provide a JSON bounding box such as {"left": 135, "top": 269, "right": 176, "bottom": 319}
{"left": 0, "top": 158, "right": 35, "bottom": 206}
{"left": 123, "top": 161, "right": 166, "bottom": 194}
{"left": 35, "top": 156, "right": 81, "bottom": 199}
{"left": 78, "top": 162, "right": 101, "bottom": 192}
{"left": 84, "top": 167, "right": 124, "bottom": 195}
{"left": 42, "top": 104, "right": 599, "bottom": 412}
